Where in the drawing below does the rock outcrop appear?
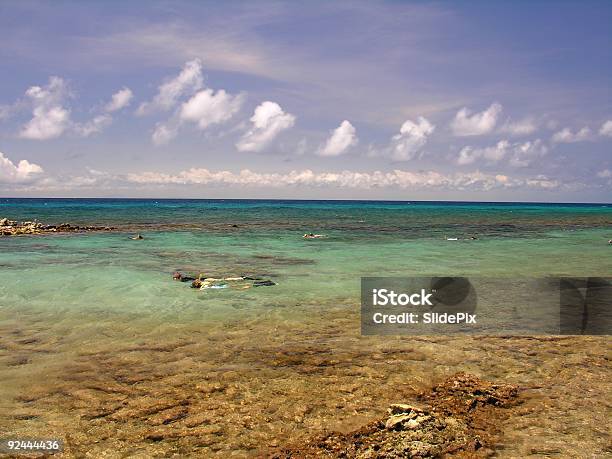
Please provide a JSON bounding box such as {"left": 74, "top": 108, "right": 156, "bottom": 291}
{"left": 0, "top": 217, "right": 115, "bottom": 236}
{"left": 272, "top": 372, "right": 519, "bottom": 458}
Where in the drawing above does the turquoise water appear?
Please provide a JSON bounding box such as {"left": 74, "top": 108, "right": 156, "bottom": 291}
{"left": 1, "top": 199, "right": 611, "bottom": 321}
{"left": 1, "top": 199, "right": 610, "bottom": 457}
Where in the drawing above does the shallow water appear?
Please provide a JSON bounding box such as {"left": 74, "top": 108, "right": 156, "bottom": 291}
{"left": 1, "top": 199, "right": 610, "bottom": 318}
{"left": 1, "top": 199, "right": 611, "bottom": 457}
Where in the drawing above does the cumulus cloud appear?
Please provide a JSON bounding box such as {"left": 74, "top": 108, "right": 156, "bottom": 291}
{"left": 73, "top": 88, "right": 132, "bottom": 137}
{"left": 152, "top": 122, "right": 179, "bottom": 146}
{"left": 507, "top": 139, "right": 548, "bottom": 167}
{"left": 19, "top": 77, "right": 71, "bottom": 140}
{"left": 0, "top": 151, "right": 44, "bottom": 184}
{"left": 451, "top": 102, "right": 502, "bottom": 136}
{"left": 389, "top": 117, "right": 435, "bottom": 161}
{"left": 151, "top": 88, "right": 244, "bottom": 145}
{"left": 551, "top": 126, "right": 591, "bottom": 143}
{"left": 135, "top": 59, "right": 242, "bottom": 145}
{"left": 599, "top": 120, "right": 612, "bottom": 137}
{"left": 179, "top": 89, "right": 244, "bottom": 130}
{"left": 105, "top": 87, "right": 133, "bottom": 112}
{"left": 236, "top": 101, "right": 295, "bottom": 152}
{"left": 458, "top": 140, "right": 509, "bottom": 165}
{"left": 125, "top": 167, "right": 563, "bottom": 191}
{"left": 21, "top": 106, "right": 70, "bottom": 140}
{"left": 75, "top": 114, "right": 113, "bottom": 137}
{"left": 458, "top": 139, "right": 547, "bottom": 167}
{"left": 9, "top": 78, "right": 131, "bottom": 139}
{"left": 137, "top": 59, "right": 203, "bottom": 115}
{"left": 597, "top": 169, "right": 611, "bottom": 178}
{"left": 499, "top": 117, "right": 537, "bottom": 136}
{"left": 319, "top": 120, "right": 358, "bottom": 156}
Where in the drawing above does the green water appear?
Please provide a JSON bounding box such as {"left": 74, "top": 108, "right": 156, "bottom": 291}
{"left": 1, "top": 199, "right": 610, "bottom": 323}
{"left": 1, "top": 199, "right": 611, "bottom": 457}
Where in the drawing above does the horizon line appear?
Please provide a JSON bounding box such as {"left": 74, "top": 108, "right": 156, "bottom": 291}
{"left": 1, "top": 197, "right": 610, "bottom": 206}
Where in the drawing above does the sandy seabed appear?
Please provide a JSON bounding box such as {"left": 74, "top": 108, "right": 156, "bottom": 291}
{"left": 1, "top": 302, "right": 610, "bottom": 458}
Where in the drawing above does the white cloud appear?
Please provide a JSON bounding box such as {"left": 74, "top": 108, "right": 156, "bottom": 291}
{"left": 105, "top": 87, "right": 133, "bottom": 112}
{"left": 10, "top": 79, "right": 131, "bottom": 139}
{"left": 137, "top": 59, "right": 203, "bottom": 115}
{"left": 75, "top": 87, "right": 133, "bottom": 136}
{"left": 21, "top": 106, "right": 70, "bottom": 140}
{"left": 319, "top": 120, "right": 358, "bottom": 156}
{"left": 22, "top": 76, "right": 67, "bottom": 105}
{"left": 19, "top": 77, "right": 71, "bottom": 140}
{"left": 179, "top": 89, "right": 244, "bottom": 129}
{"left": 73, "top": 88, "right": 132, "bottom": 137}
{"left": 551, "top": 126, "right": 591, "bottom": 143}
{"left": 125, "top": 167, "right": 562, "bottom": 191}
{"left": 0, "top": 151, "right": 44, "bottom": 184}
{"left": 599, "top": 120, "right": 612, "bottom": 137}
{"left": 74, "top": 114, "right": 112, "bottom": 137}
{"left": 152, "top": 122, "right": 179, "bottom": 146}
{"left": 389, "top": 116, "right": 435, "bottom": 161}
{"left": 458, "top": 140, "right": 508, "bottom": 165}
{"left": 451, "top": 102, "right": 502, "bottom": 136}
{"left": 236, "top": 101, "right": 295, "bottom": 152}
{"left": 458, "top": 139, "right": 547, "bottom": 167}
{"left": 499, "top": 117, "right": 537, "bottom": 136}
{"left": 457, "top": 148, "right": 475, "bottom": 165}
{"left": 151, "top": 87, "right": 244, "bottom": 145}
{"left": 136, "top": 59, "right": 242, "bottom": 145}
{"left": 597, "top": 169, "right": 611, "bottom": 178}
{"left": 508, "top": 139, "right": 548, "bottom": 167}
{"left": 525, "top": 175, "right": 560, "bottom": 189}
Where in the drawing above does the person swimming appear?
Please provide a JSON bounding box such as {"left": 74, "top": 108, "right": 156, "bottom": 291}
{"left": 173, "top": 271, "right": 195, "bottom": 282}
{"left": 198, "top": 276, "right": 276, "bottom": 290}
{"left": 130, "top": 233, "right": 144, "bottom": 240}
{"left": 303, "top": 233, "right": 325, "bottom": 239}
{"left": 180, "top": 273, "right": 276, "bottom": 290}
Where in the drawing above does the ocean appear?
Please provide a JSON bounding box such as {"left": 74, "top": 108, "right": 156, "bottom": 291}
{"left": 1, "top": 199, "right": 611, "bottom": 456}
{"left": 1, "top": 199, "right": 610, "bottom": 319}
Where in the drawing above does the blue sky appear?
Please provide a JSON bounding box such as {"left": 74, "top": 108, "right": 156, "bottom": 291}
{"left": 0, "top": 0, "right": 610, "bottom": 201}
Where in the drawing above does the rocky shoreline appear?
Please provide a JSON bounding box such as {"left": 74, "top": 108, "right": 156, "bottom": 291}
{"left": 0, "top": 217, "right": 115, "bottom": 236}
{"left": 272, "top": 373, "right": 520, "bottom": 458}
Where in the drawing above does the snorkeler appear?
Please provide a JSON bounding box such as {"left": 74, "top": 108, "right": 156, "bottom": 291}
{"left": 199, "top": 276, "right": 276, "bottom": 290}
{"left": 173, "top": 271, "right": 196, "bottom": 282}
{"left": 303, "top": 233, "right": 325, "bottom": 239}
{"left": 179, "top": 273, "right": 276, "bottom": 289}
